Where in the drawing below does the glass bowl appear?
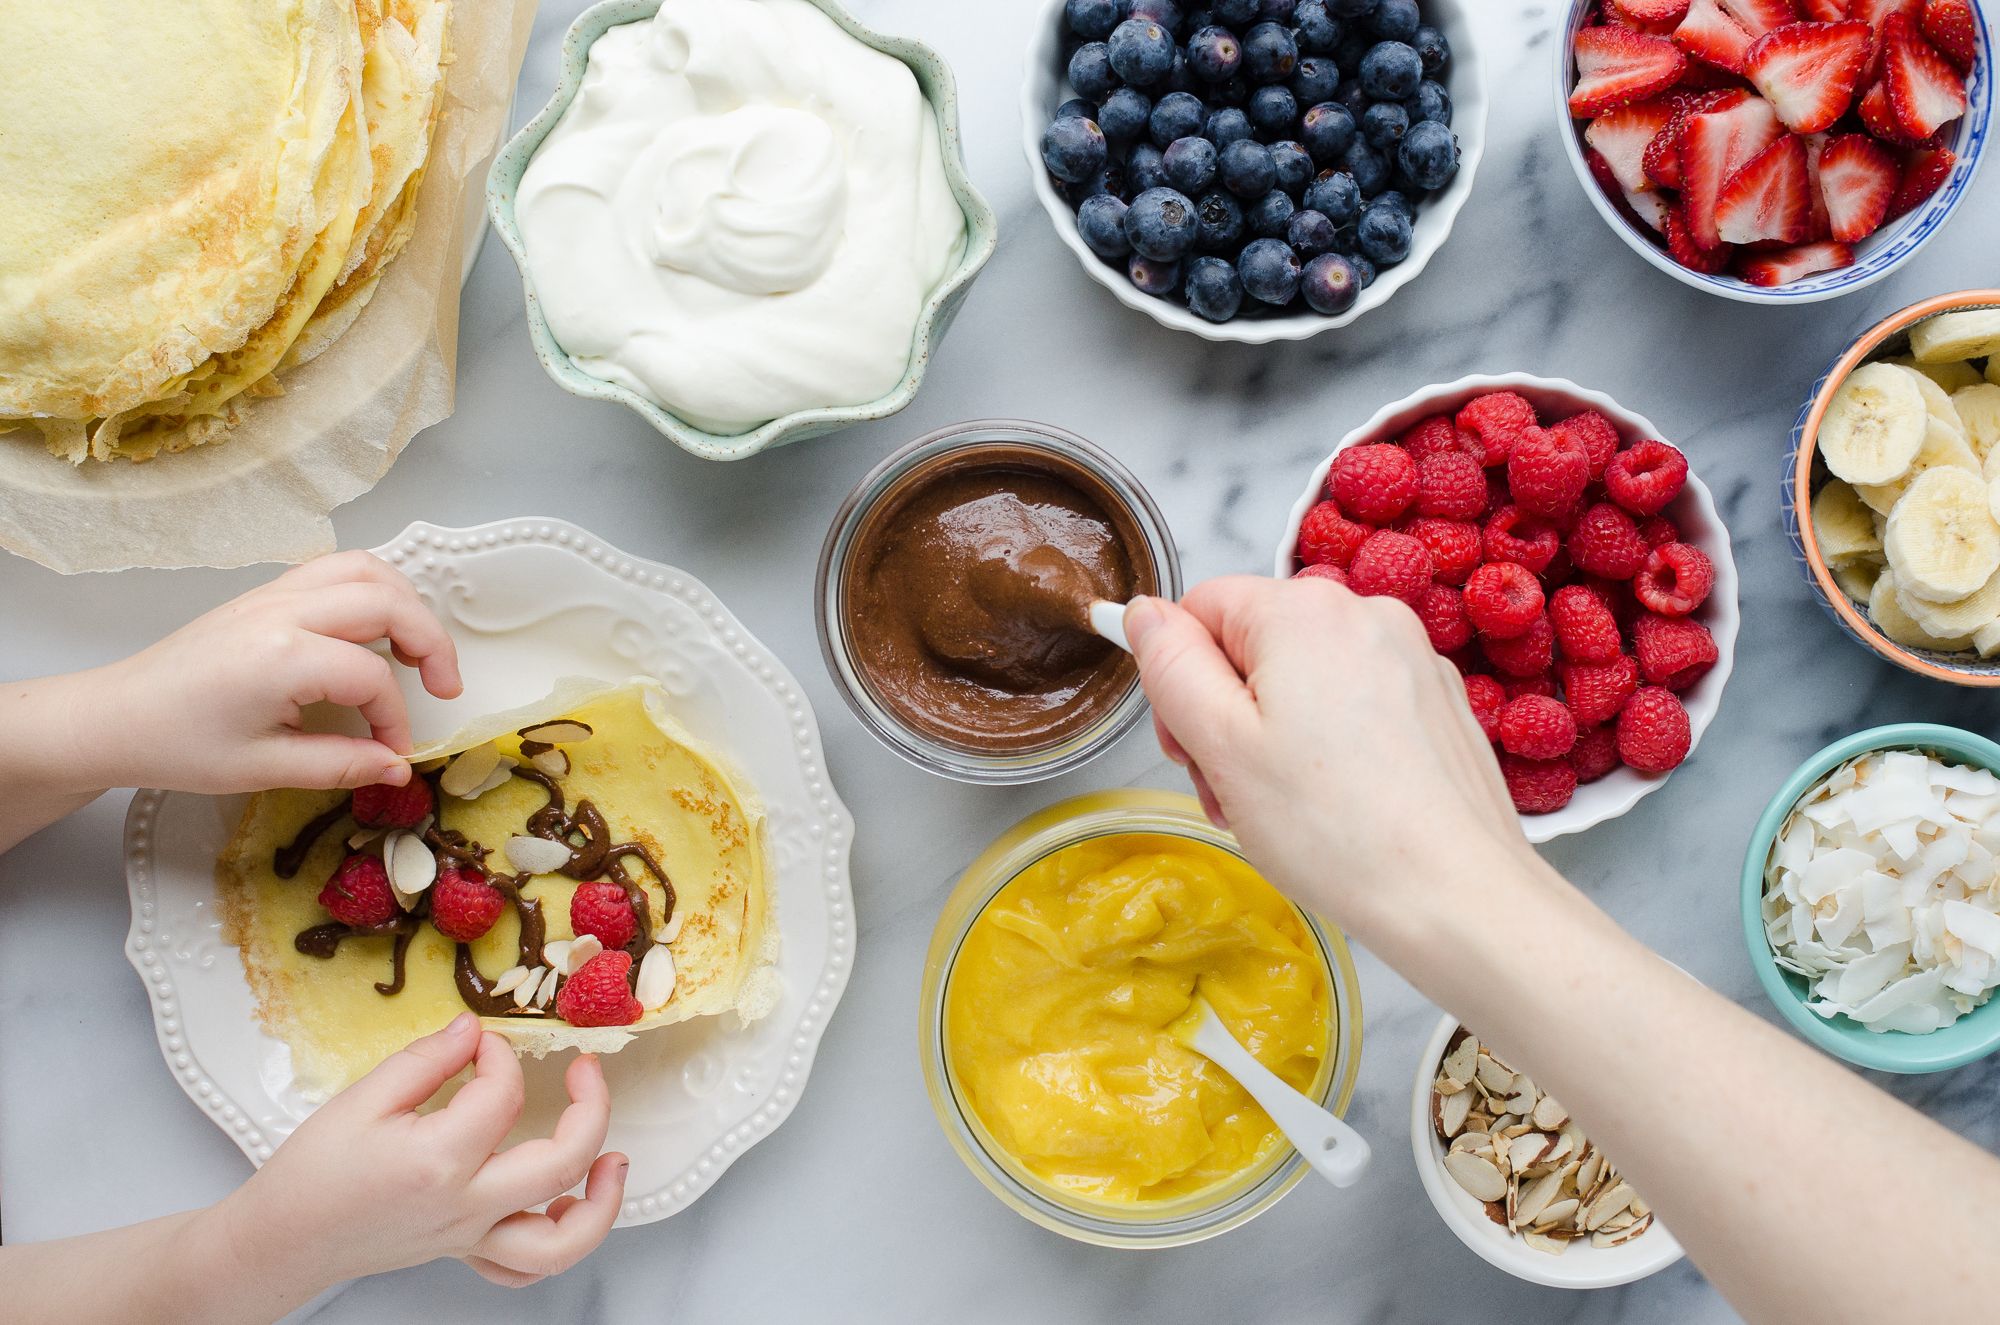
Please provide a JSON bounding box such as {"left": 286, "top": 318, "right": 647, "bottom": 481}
{"left": 917, "top": 790, "right": 1364, "bottom": 1248}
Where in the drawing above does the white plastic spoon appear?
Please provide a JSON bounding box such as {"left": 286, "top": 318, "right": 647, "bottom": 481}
{"left": 1088, "top": 600, "right": 1131, "bottom": 652}
{"left": 1175, "top": 995, "right": 1372, "bottom": 1189}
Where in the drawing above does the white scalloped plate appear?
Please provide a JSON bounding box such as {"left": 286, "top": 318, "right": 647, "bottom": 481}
{"left": 122, "top": 518, "right": 856, "bottom": 1227}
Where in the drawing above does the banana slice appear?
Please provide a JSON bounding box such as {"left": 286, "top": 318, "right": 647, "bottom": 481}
{"left": 1812, "top": 480, "right": 1882, "bottom": 565}
{"left": 1871, "top": 567, "right": 1975, "bottom": 653}
{"left": 1987, "top": 356, "right": 2000, "bottom": 388}
{"left": 1898, "top": 566, "right": 2000, "bottom": 639}
{"left": 1819, "top": 362, "right": 1928, "bottom": 485}
{"left": 1894, "top": 363, "right": 1968, "bottom": 435}
{"left": 1853, "top": 416, "right": 1981, "bottom": 513}
{"left": 1955, "top": 383, "right": 2000, "bottom": 459}
{"left": 1909, "top": 308, "right": 2000, "bottom": 364}
{"left": 1887, "top": 355, "right": 1985, "bottom": 394}
{"left": 1977, "top": 619, "right": 2000, "bottom": 659}
{"left": 1885, "top": 465, "right": 2000, "bottom": 602}
{"left": 1833, "top": 557, "right": 1883, "bottom": 604}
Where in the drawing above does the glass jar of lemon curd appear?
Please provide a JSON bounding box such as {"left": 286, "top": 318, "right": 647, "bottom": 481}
{"left": 919, "top": 791, "right": 1364, "bottom": 1247}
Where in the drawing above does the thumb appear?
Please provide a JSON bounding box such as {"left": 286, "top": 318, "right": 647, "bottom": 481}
{"left": 265, "top": 733, "right": 411, "bottom": 791}
{"left": 344, "top": 1013, "right": 482, "bottom": 1118}
{"left": 1125, "top": 596, "right": 1257, "bottom": 768}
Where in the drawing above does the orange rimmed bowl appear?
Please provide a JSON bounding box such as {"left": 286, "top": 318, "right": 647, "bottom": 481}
{"left": 1785, "top": 289, "right": 2000, "bottom": 685}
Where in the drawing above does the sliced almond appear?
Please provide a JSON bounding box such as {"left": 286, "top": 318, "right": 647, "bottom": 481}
{"left": 1532, "top": 1094, "right": 1569, "bottom": 1130}
{"left": 519, "top": 719, "right": 594, "bottom": 746}
{"left": 1443, "top": 1150, "right": 1507, "bottom": 1203}
{"left": 1514, "top": 1171, "right": 1565, "bottom": 1227}
{"left": 659, "top": 909, "right": 684, "bottom": 945}
{"left": 535, "top": 969, "right": 559, "bottom": 1008}
{"left": 1439, "top": 1087, "right": 1473, "bottom": 1138}
{"left": 491, "top": 965, "right": 530, "bottom": 997}
{"left": 1522, "top": 1230, "right": 1571, "bottom": 1257}
{"left": 505, "top": 835, "right": 572, "bottom": 875}
{"left": 1507, "top": 1132, "right": 1554, "bottom": 1173}
{"left": 348, "top": 826, "right": 387, "bottom": 852}
{"left": 513, "top": 967, "right": 545, "bottom": 1009}
{"left": 1435, "top": 1075, "right": 1468, "bottom": 1096}
{"left": 439, "top": 742, "right": 504, "bottom": 798}
{"left": 384, "top": 830, "right": 438, "bottom": 897}
{"left": 1450, "top": 1130, "right": 1491, "bottom": 1155}
{"left": 1534, "top": 1198, "right": 1580, "bottom": 1231}
{"left": 1584, "top": 1182, "right": 1637, "bottom": 1231}
{"left": 1441, "top": 1036, "right": 1479, "bottom": 1082}
{"left": 529, "top": 748, "right": 570, "bottom": 779}
{"left": 637, "top": 944, "right": 676, "bottom": 1009}
{"left": 462, "top": 757, "right": 519, "bottom": 802}
{"left": 1475, "top": 1056, "right": 1514, "bottom": 1093}
{"left": 562, "top": 934, "right": 604, "bottom": 975}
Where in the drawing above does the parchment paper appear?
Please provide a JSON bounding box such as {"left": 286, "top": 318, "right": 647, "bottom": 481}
{"left": 0, "top": 0, "right": 539, "bottom": 574}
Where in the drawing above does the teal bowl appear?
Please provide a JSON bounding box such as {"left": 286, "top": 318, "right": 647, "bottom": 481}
{"left": 1741, "top": 723, "right": 2000, "bottom": 1074}
{"left": 486, "top": 0, "right": 998, "bottom": 462}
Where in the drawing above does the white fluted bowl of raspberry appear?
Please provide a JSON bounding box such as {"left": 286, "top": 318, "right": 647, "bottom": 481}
{"left": 1273, "top": 374, "right": 1740, "bottom": 843}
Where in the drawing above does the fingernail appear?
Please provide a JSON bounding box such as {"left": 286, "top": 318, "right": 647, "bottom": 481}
{"left": 449, "top": 1012, "right": 477, "bottom": 1033}
{"left": 1124, "top": 596, "right": 1165, "bottom": 650}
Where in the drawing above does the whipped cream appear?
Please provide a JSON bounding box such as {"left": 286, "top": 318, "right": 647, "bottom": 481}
{"left": 515, "top": 0, "right": 966, "bottom": 435}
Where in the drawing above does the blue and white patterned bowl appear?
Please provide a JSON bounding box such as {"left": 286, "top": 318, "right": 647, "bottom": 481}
{"left": 1556, "top": 2, "right": 1991, "bottom": 304}
{"left": 487, "top": 0, "right": 998, "bottom": 461}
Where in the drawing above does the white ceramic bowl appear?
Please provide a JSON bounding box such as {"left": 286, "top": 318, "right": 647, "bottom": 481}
{"left": 1273, "top": 373, "right": 1740, "bottom": 844}
{"left": 1554, "top": 0, "right": 1993, "bottom": 305}
{"left": 1021, "top": 0, "right": 1487, "bottom": 343}
{"left": 1410, "top": 1013, "right": 1685, "bottom": 1289}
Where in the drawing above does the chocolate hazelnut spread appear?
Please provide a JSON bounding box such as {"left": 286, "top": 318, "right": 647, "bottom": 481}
{"left": 844, "top": 446, "right": 1156, "bottom": 751}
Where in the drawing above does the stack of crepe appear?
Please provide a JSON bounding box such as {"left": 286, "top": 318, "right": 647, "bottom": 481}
{"left": 0, "top": 0, "right": 450, "bottom": 463}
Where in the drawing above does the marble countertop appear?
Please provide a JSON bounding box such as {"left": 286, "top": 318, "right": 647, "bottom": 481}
{"left": 5, "top": 2, "right": 1999, "bottom": 1321}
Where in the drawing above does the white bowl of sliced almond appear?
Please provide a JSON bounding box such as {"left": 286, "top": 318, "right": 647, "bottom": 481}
{"left": 1410, "top": 1014, "right": 1683, "bottom": 1289}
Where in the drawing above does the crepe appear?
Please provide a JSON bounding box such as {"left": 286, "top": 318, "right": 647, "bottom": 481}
{"left": 217, "top": 680, "right": 777, "bottom": 1098}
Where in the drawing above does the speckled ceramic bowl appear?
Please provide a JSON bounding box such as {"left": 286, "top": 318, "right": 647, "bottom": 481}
{"left": 488, "top": 0, "right": 998, "bottom": 461}
{"left": 1784, "top": 289, "right": 2000, "bottom": 684}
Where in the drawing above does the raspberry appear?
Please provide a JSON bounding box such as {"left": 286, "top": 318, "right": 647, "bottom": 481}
{"left": 1405, "top": 517, "right": 1482, "bottom": 585}
{"left": 1507, "top": 426, "right": 1589, "bottom": 520}
{"left": 1503, "top": 674, "right": 1559, "bottom": 701}
{"left": 1297, "top": 499, "right": 1371, "bottom": 567}
{"left": 1483, "top": 506, "right": 1561, "bottom": 574}
{"left": 1604, "top": 439, "right": 1688, "bottom": 516}
{"left": 1579, "top": 574, "right": 1642, "bottom": 632}
{"left": 1415, "top": 452, "right": 1488, "bottom": 520}
{"left": 1464, "top": 562, "right": 1546, "bottom": 639}
{"left": 1560, "top": 655, "right": 1640, "bottom": 727}
{"left": 1551, "top": 410, "right": 1621, "bottom": 480}
{"left": 1633, "top": 614, "right": 1718, "bottom": 691}
{"left": 1463, "top": 674, "right": 1506, "bottom": 741}
{"left": 1549, "top": 585, "right": 1623, "bottom": 663}
{"left": 318, "top": 854, "right": 398, "bottom": 928}
{"left": 1330, "top": 444, "right": 1418, "bottom": 524}
{"left": 1637, "top": 514, "right": 1681, "bottom": 548}
{"left": 1485, "top": 469, "right": 1511, "bottom": 513}
{"left": 1402, "top": 414, "right": 1480, "bottom": 462}
{"left": 431, "top": 864, "right": 504, "bottom": 943}
{"left": 1417, "top": 584, "right": 1473, "bottom": 653}
{"left": 570, "top": 881, "right": 638, "bottom": 951}
{"left": 1617, "top": 686, "right": 1692, "bottom": 773}
{"left": 555, "top": 950, "right": 643, "bottom": 1028}
{"left": 1568, "top": 503, "right": 1650, "bottom": 580}
{"left": 1293, "top": 563, "right": 1349, "bottom": 585}
{"left": 1498, "top": 694, "right": 1578, "bottom": 759}
{"left": 1570, "top": 725, "right": 1621, "bottom": 783}
{"left": 1347, "top": 530, "right": 1433, "bottom": 605}
{"left": 350, "top": 778, "right": 433, "bottom": 830}
{"left": 1456, "top": 391, "right": 1540, "bottom": 468}
{"left": 1501, "top": 754, "right": 1578, "bottom": 814}
{"left": 1633, "top": 543, "right": 1714, "bottom": 617}
{"left": 1483, "top": 612, "right": 1554, "bottom": 677}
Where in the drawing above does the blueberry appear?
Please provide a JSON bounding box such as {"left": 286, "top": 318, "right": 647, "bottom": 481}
{"left": 1303, "top": 169, "right": 1362, "bottom": 223}
{"left": 1341, "top": 137, "right": 1390, "bottom": 194}
{"left": 1291, "top": 55, "right": 1341, "bottom": 106}
{"left": 1413, "top": 79, "right": 1452, "bottom": 125}
{"left": 1127, "top": 141, "right": 1168, "bottom": 193}
{"left": 1250, "top": 188, "right": 1298, "bottom": 237}
{"left": 1061, "top": 168, "right": 1114, "bottom": 207}
{"left": 1041, "top": 116, "right": 1108, "bottom": 184}
{"left": 1163, "top": 135, "right": 1220, "bottom": 194}
{"left": 1286, "top": 207, "right": 1338, "bottom": 257}
{"left": 1259, "top": 0, "right": 1298, "bottom": 19}
{"left": 1125, "top": 185, "right": 1199, "bottom": 259}
{"left": 1269, "top": 139, "right": 1312, "bottom": 193}
{"left": 1219, "top": 138, "right": 1277, "bottom": 196}
{"left": 1185, "top": 6, "right": 1216, "bottom": 26}
{"left": 1077, "top": 193, "right": 1132, "bottom": 258}
{"left": 1413, "top": 24, "right": 1450, "bottom": 76}
{"left": 1065, "top": 0, "right": 1123, "bottom": 39}
{"left": 1108, "top": 19, "right": 1177, "bottom": 86}
{"left": 1099, "top": 86, "right": 1152, "bottom": 142}
{"left": 1166, "top": 48, "right": 1202, "bottom": 93}
{"left": 1151, "top": 91, "right": 1207, "bottom": 146}
{"left": 1369, "top": 0, "right": 1420, "bottom": 42}
{"left": 1205, "top": 105, "right": 1254, "bottom": 146}
{"left": 1300, "top": 252, "right": 1361, "bottom": 314}
{"left": 1333, "top": 79, "right": 1370, "bottom": 117}
{"left": 1356, "top": 201, "right": 1412, "bottom": 264}
{"left": 1358, "top": 41, "right": 1422, "bottom": 100}
{"left": 1184, "top": 255, "right": 1244, "bottom": 321}
{"left": 1238, "top": 237, "right": 1301, "bottom": 304}
{"left": 1128, "top": 252, "right": 1184, "bottom": 295}
{"left": 1056, "top": 97, "right": 1099, "bottom": 122}
{"left": 1361, "top": 101, "right": 1407, "bottom": 150}
{"left": 1301, "top": 101, "right": 1357, "bottom": 162}
{"left": 1211, "top": 75, "right": 1251, "bottom": 106}
{"left": 1194, "top": 189, "right": 1246, "bottom": 250}
{"left": 1328, "top": 0, "right": 1378, "bottom": 14}
{"left": 1348, "top": 252, "right": 1377, "bottom": 287}
{"left": 1128, "top": 0, "right": 1185, "bottom": 32}
{"left": 1213, "top": 0, "right": 1260, "bottom": 22}
{"left": 1187, "top": 25, "right": 1243, "bottom": 82}
{"left": 1398, "top": 119, "right": 1458, "bottom": 190}
{"left": 1068, "top": 43, "right": 1117, "bottom": 100}
{"left": 1372, "top": 188, "right": 1413, "bottom": 219}
{"left": 1247, "top": 85, "right": 1298, "bottom": 136}
{"left": 1294, "top": 0, "right": 1343, "bottom": 53}
{"left": 1242, "top": 21, "right": 1298, "bottom": 83}
{"left": 1333, "top": 29, "right": 1374, "bottom": 74}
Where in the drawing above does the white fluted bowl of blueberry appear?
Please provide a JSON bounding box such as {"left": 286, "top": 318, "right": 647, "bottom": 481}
{"left": 1025, "top": 0, "right": 1485, "bottom": 341}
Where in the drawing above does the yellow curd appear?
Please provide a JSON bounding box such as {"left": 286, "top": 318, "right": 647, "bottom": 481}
{"left": 943, "top": 832, "right": 1331, "bottom": 1206}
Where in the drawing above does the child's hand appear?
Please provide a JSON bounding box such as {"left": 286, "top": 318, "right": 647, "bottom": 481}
{"left": 76, "top": 552, "right": 463, "bottom": 794}
{"left": 223, "top": 1014, "right": 628, "bottom": 1290}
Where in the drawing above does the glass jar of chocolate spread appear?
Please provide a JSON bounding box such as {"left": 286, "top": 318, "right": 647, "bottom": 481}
{"left": 816, "top": 420, "right": 1182, "bottom": 783}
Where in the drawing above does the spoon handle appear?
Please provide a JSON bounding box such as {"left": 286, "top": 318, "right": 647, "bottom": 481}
{"left": 1193, "top": 1009, "right": 1372, "bottom": 1189}
{"left": 1088, "top": 600, "right": 1130, "bottom": 653}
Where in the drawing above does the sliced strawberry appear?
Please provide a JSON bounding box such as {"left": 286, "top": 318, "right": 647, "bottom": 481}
{"left": 1571, "top": 25, "right": 1693, "bottom": 115}
{"left": 1715, "top": 132, "right": 1815, "bottom": 243}
{"left": 1797, "top": 0, "right": 1849, "bottom": 16}
{"left": 1680, "top": 91, "right": 1785, "bottom": 246}
{"left": 1627, "top": 187, "right": 1674, "bottom": 232}
{"left": 1889, "top": 138, "right": 1956, "bottom": 216}
{"left": 1645, "top": 97, "right": 1695, "bottom": 187}
{"left": 1720, "top": 0, "right": 1803, "bottom": 38}
{"left": 1609, "top": 0, "right": 1696, "bottom": 29}
{"left": 1803, "top": 130, "right": 1833, "bottom": 237}
{"left": 1677, "top": 57, "right": 1749, "bottom": 87}
{"left": 1745, "top": 21, "right": 1875, "bottom": 132}
{"left": 1666, "top": 203, "right": 1736, "bottom": 271}
{"left": 1586, "top": 147, "right": 1662, "bottom": 232}
{"left": 1853, "top": 0, "right": 1925, "bottom": 76}
{"left": 1816, "top": 132, "right": 1900, "bottom": 239}
{"left": 1883, "top": 11, "right": 1969, "bottom": 137}
{"left": 1858, "top": 77, "right": 1919, "bottom": 141}
{"left": 1922, "top": 0, "right": 1980, "bottom": 70}
{"left": 1585, "top": 97, "right": 1683, "bottom": 191}
{"left": 1675, "top": 0, "right": 1758, "bottom": 71}
{"left": 1735, "top": 240, "right": 1855, "bottom": 284}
